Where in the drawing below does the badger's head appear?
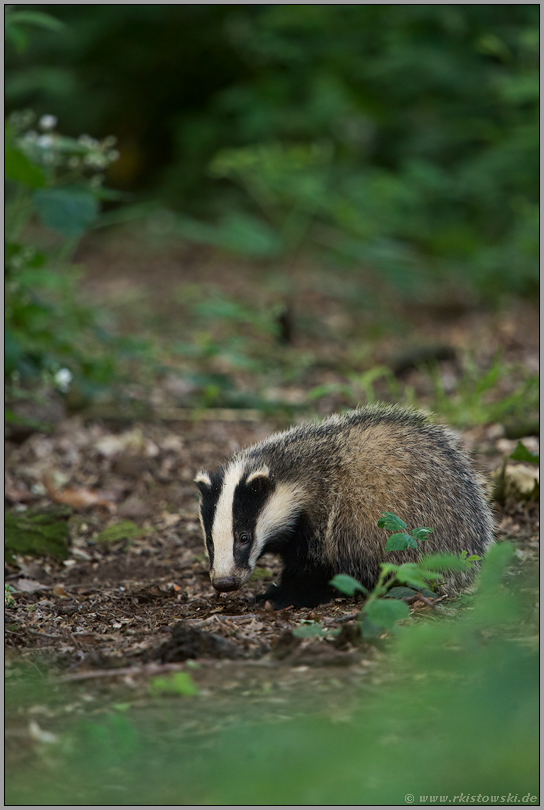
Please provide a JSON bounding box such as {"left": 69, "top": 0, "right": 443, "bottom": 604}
{"left": 194, "top": 460, "right": 302, "bottom": 593}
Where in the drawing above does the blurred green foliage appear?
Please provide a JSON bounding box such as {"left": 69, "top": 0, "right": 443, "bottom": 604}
{"left": 4, "top": 506, "right": 71, "bottom": 562}
{"left": 5, "top": 543, "right": 539, "bottom": 804}
{"left": 6, "top": 4, "right": 539, "bottom": 300}
{"left": 5, "top": 109, "right": 125, "bottom": 396}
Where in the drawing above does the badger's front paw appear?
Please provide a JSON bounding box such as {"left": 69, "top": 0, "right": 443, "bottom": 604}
{"left": 257, "top": 580, "right": 334, "bottom": 610}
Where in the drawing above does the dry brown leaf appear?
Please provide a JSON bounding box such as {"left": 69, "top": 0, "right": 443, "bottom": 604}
{"left": 12, "top": 578, "right": 50, "bottom": 594}
{"left": 28, "top": 721, "right": 58, "bottom": 745}
{"left": 43, "top": 474, "right": 117, "bottom": 511}
{"left": 95, "top": 428, "right": 159, "bottom": 458}
{"left": 4, "top": 473, "right": 34, "bottom": 504}
{"left": 160, "top": 511, "right": 182, "bottom": 528}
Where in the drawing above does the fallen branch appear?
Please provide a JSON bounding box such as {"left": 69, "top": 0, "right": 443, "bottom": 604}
{"left": 57, "top": 662, "right": 193, "bottom": 682}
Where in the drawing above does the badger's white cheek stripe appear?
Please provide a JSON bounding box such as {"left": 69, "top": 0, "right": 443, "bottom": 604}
{"left": 211, "top": 460, "right": 245, "bottom": 577}
{"left": 250, "top": 482, "right": 305, "bottom": 567}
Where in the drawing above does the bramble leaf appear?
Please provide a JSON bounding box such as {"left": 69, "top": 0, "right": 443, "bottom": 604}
{"left": 330, "top": 574, "right": 368, "bottom": 596}
{"left": 377, "top": 511, "right": 407, "bottom": 531}
{"left": 385, "top": 532, "right": 418, "bottom": 552}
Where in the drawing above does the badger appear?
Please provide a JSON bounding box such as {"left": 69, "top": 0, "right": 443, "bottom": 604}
{"left": 195, "top": 405, "right": 494, "bottom": 609}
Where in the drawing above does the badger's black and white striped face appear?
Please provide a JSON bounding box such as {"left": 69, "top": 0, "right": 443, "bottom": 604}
{"left": 195, "top": 461, "right": 302, "bottom": 593}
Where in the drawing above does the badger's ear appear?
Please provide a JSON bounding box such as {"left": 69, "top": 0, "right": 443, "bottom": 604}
{"left": 246, "top": 468, "right": 273, "bottom": 492}
{"left": 194, "top": 471, "right": 212, "bottom": 494}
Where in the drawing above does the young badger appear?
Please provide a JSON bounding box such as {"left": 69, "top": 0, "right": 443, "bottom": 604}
{"left": 195, "top": 405, "right": 494, "bottom": 609}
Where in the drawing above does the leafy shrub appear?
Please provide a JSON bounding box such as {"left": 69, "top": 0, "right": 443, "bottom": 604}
{"left": 5, "top": 115, "right": 127, "bottom": 414}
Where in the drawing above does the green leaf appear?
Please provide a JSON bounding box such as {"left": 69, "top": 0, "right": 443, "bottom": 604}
{"left": 384, "top": 586, "right": 436, "bottom": 600}
{"left": 330, "top": 573, "right": 368, "bottom": 596}
{"left": 113, "top": 703, "right": 132, "bottom": 712}
{"left": 292, "top": 622, "right": 328, "bottom": 639}
{"left": 177, "top": 212, "right": 283, "bottom": 259}
{"left": 149, "top": 672, "right": 200, "bottom": 697}
{"left": 383, "top": 586, "right": 419, "bottom": 600}
{"left": 510, "top": 441, "right": 539, "bottom": 464}
{"left": 97, "top": 521, "right": 143, "bottom": 544}
{"left": 421, "top": 553, "right": 470, "bottom": 572}
{"left": 5, "top": 11, "right": 65, "bottom": 32}
{"left": 33, "top": 187, "right": 99, "bottom": 237}
{"left": 393, "top": 563, "right": 442, "bottom": 590}
{"left": 385, "top": 532, "right": 418, "bottom": 552}
{"left": 411, "top": 527, "right": 434, "bottom": 542}
{"left": 359, "top": 613, "right": 384, "bottom": 640}
{"left": 5, "top": 145, "right": 46, "bottom": 188}
{"left": 4, "top": 21, "right": 27, "bottom": 51}
{"left": 364, "top": 598, "right": 410, "bottom": 630}
{"left": 377, "top": 512, "right": 407, "bottom": 531}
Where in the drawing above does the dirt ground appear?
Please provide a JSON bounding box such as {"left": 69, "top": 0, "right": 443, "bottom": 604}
{"left": 5, "top": 235, "right": 539, "bottom": 766}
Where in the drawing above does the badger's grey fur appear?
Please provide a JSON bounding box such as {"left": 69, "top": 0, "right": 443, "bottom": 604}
{"left": 195, "top": 405, "right": 494, "bottom": 609}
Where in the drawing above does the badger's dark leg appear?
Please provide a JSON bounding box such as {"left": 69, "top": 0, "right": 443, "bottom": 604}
{"left": 258, "top": 517, "right": 335, "bottom": 609}
{"left": 258, "top": 572, "right": 336, "bottom": 609}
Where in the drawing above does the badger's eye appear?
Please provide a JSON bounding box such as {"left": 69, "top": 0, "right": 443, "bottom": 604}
{"left": 239, "top": 532, "right": 251, "bottom": 544}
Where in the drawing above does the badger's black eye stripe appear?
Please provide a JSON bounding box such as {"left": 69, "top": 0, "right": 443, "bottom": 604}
{"left": 232, "top": 476, "right": 273, "bottom": 566}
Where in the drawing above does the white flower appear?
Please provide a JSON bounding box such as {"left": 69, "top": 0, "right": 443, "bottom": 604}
{"left": 54, "top": 368, "right": 73, "bottom": 393}
{"left": 38, "top": 114, "right": 58, "bottom": 131}
{"left": 37, "top": 134, "right": 54, "bottom": 149}
{"left": 78, "top": 134, "right": 97, "bottom": 148}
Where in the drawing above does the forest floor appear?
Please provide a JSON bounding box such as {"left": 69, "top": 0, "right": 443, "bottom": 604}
{"left": 5, "top": 232, "right": 539, "bottom": 773}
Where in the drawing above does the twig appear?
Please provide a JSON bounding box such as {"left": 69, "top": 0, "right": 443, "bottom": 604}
{"left": 403, "top": 593, "right": 444, "bottom": 611}
{"left": 57, "top": 662, "right": 191, "bottom": 682}
{"left": 6, "top": 628, "right": 65, "bottom": 640}
{"left": 323, "top": 612, "right": 360, "bottom": 626}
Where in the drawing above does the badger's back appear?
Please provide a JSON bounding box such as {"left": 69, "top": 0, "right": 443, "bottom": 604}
{"left": 240, "top": 405, "right": 494, "bottom": 588}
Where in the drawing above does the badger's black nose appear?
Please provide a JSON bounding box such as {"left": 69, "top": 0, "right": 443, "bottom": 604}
{"left": 212, "top": 577, "right": 240, "bottom": 592}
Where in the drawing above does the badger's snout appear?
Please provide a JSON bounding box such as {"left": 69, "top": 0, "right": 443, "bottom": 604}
{"left": 211, "top": 576, "right": 241, "bottom": 592}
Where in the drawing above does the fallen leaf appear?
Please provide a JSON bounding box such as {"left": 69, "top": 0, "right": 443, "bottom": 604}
{"left": 12, "top": 578, "right": 50, "bottom": 594}
{"left": 28, "top": 721, "right": 58, "bottom": 745}
{"left": 492, "top": 463, "right": 539, "bottom": 502}
{"left": 53, "top": 585, "right": 70, "bottom": 598}
{"left": 4, "top": 473, "right": 34, "bottom": 504}
{"left": 44, "top": 474, "right": 117, "bottom": 511}
{"left": 161, "top": 511, "right": 182, "bottom": 528}
{"left": 95, "top": 428, "right": 159, "bottom": 458}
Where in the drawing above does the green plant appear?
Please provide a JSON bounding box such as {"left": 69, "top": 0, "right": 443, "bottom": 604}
{"left": 425, "top": 354, "right": 539, "bottom": 428}
{"left": 4, "top": 6, "right": 65, "bottom": 53}
{"left": 510, "top": 441, "right": 539, "bottom": 464}
{"left": 4, "top": 106, "right": 126, "bottom": 402}
{"left": 5, "top": 584, "right": 16, "bottom": 608}
{"left": 331, "top": 511, "right": 477, "bottom": 639}
{"left": 149, "top": 672, "right": 200, "bottom": 697}
{"left": 5, "top": 507, "right": 71, "bottom": 562}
